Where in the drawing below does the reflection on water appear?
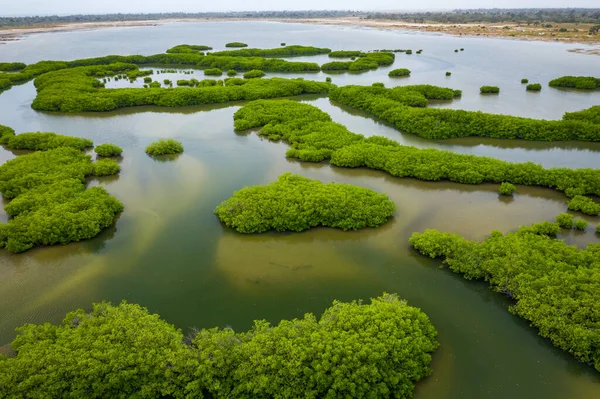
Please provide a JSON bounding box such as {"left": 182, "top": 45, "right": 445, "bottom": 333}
{"left": 0, "top": 21, "right": 600, "bottom": 399}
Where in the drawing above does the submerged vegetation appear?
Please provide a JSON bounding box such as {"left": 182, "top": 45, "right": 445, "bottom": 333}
{"left": 549, "top": 76, "right": 600, "bottom": 90}
{"left": 0, "top": 127, "right": 122, "bottom": 253}
{"left": 409, "top": 222, "right": 600, "bottom": 372}
{"left": 31, "top": 63, "right": 331, "bottom": 112}
{"left": 329, "top": 84, "right": 600, "bottom": 141}
{"left": 214, "top": 173, "right": 395, "bottom": 233}
{"left": 0, "top": 294, "right": 438, "bottom": 398}
{"left": 234, "top": 100, "right": 600, "bottom": 198}
{"left": 145, "top": 139, "right": 184, "bottom": 155}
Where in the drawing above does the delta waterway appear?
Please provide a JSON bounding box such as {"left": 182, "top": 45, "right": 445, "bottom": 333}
{"left": 1, "top": 21, "right": 600, "bottom": 398}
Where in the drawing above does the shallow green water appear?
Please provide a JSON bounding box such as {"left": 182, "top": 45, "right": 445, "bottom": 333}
{"left": 0, "top": 21, "right": 600, "bottom": 398}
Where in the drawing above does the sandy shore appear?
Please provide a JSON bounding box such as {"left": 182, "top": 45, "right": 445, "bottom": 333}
{"left": 2, "top": 16, "right": 599, "bottom": 53}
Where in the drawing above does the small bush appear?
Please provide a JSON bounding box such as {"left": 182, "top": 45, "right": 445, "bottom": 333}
{"left": 556, "top": 213, "right": 574, "bottom": 229}
{"left": 163, "top": 79, "right": 172, "bottom": 85}
{"left": 460, "top": 48, "right": 464, "bottom": 51}
{"left": 526, "top": 83, "right": 542, "bottom": 91}
{"left": 280, "top": 42, "right": 286, "bottom": 46}
{"left": 225, "top": 42, "right": 248, "bottom": 48}
{"left": 388, "top": 68, "right": 411, "bottom": 77}
{"left": 148, "top": 81, "right": 161, "bottom": 88}
{"left": 405, "top": 50, "right": 413, "bottom": 55}
{"left": 454, "top": 49, "right": 459, "bottom": 52}
{"left": 416, "top": 50, "right": 423, "bottom": 54}
{"left": 243, "top": 70, "right": 266, "bottom": 79}
{"left": 521, "top": 78, "right": 529, "bottom": 84}
{"left": 499, "top": 182, "right": 516, "bottom": 195}
{"left": 480, "top": 86, "right": 500, "bottom": 94}
{"left": 445, "top": 72, "right": 452, "bottom": 76}
{"left": 567, "top": 195, "right": 600, "bottom": 215}
{"left": 596, "top": 224, "right": 600, "bottom": 233}
{"left": 204, "top": 68, "right": 223, "bottom": 76}
{"left": 372, "top": 82, "right": 384, "bottom": 88}
{"left": 143, "top": 77, "right": 152, "bottom": 83}
{"left": 325, "top": 77, "right": 332, "bottom": 83}
{"left": 93, "top": 159, "right": 120, "bottom": 176}
{"left": 94, "top": 143, "right": 123, "bottom": 157}
{"left": 573, "top": 219, "right": 588, "bottom": 230}
{"left": 559, "top": 28, "right": 568, "bottom": 32}
{"left": 145, "top": 139, "right": 184, "bottom": 155}
{"left": 227, "top": 70, "right": 237, "bottom": 77}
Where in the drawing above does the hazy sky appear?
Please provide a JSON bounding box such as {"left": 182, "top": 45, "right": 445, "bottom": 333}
{"left": 1, "top": 1, "right": 598, "bottom": 16}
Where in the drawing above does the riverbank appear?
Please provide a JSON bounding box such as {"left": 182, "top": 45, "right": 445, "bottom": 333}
{"left": 1, "top": 17, "right": 600, "bottom": 52}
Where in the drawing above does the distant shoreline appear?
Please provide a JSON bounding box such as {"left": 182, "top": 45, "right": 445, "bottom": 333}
{"left": 1, "top": 17, "right": 599, "bottom": 55}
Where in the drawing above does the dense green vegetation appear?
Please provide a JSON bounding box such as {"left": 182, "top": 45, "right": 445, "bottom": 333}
{"left": 574, "top": 219, "right": 589, "bottom": 230}
{"left": 328, "top": 50, "right": 362, "bottom": 58}
{"left": 243, "top": 69, "right": 265, "bottom": 79}
{"left": 563, "top": 106, "right": 600, "bottom": 125}
{"left": 480, "top": 85, "right": 500, "bottom": 94}
{"left": 215, "top": 173, "right": 395, "bottom": 233}
{"left": 0, "top": 293, "right": 438, "bottom": 398}
{"left": 0, "top": 132, "right": 122, "bottom": 253}
{"left": 521, "top": 78, "right": 529, "bottom": 83}
{"left": 567, "top": 195, "right": 600, "bottom": 215}
{"left": 526, "top": 83, "right": 542, "bottom": 91}
{"left": 556, "top": 212, "right": 575, "bottom": 228}
{"left": 329, "top": 84, "right": 600, "bottom": 141}
{"left": 93, "top": 159, "right": 121, "bottom": 176}
{"left": 234, "top": 100, "right": 600, "bottom": 197}
{"left": 409, "top": 221, "right": 600, "bottom": 372}
{"left": 211, "top": 45, "right": 331, "bottom": 57}
{"left": 321, "top": 52, "right": 395, "bottom": 72}
{"left": 145, "top": 139, "right": 184, "bottom": 155}
{"left": 0, "top": 62, "right": 26, "bottom": 72}
{"left": 225, "top": 42, "right": 248, "bottom": 48}
{"left": 94, "top": 143, "right": 123, "bottom": 157}
{"left": 499, "top": 182, "right": 516, "bottom": 195}
{"left": 549, "top": 76, "right": 600, "bottom": 90}
{"left": 226, "top": 69, "right": 237, "bottom": 77}
{"left": 204, "top": 68, "right": 223, "bottom": 76}
{"left": 166, "top": 44, "right": 212, "bottom": 53}
{"left": 389, "top": 68, "right": 411, "bottom": 77}
{"left": 31, "top": 63, "right": 331, "bottom": 112}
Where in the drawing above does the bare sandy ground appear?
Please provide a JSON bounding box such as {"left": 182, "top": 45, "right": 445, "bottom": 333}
{"left": 1, "top": 16, "right": 599, "bottom": 54}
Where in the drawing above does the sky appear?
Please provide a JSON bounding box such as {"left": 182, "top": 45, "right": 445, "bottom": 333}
{"left": 1, "top": 0, "right": 598, "bottom": 17}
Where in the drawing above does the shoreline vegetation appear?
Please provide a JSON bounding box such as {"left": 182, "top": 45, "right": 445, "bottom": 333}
{"left": 0, "top": 293, "right": 439, "bottom": 398}
{"left": 1, "top": 15, "right": 599, "bottom": 51}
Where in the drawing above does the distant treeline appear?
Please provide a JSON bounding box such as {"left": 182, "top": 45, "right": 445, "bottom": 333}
{"left": 364, "top": 8, "right": 600, "bottom": 24}
{"left": 2, "top": 9, "right": 600, "bottom": 28}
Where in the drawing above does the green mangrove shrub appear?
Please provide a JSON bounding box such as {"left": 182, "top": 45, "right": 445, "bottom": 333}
{"left": 389, "top": 68, "right": 411, "bottom": 77}
{"left": 321, "top": 52, "right": 395, "bottom": 72}
{"left": 234, "top": 100, "right": 600, "bottom": 197}
{"left": 93, "top": 159, "right": 121, "bottom": 176}
{"left": 549, "top": 76, "right": 600, "bottom": 90}
{"left": 3, "top": 132, "right": 92, "bottom": 151}
{"left": 94, "top": 143, "right": 122, "bottom": 157}
{"left": 145, "top": 139, "right": 184, "bottom": 156}
{"left": 409, "top": 222, "right": 600, "bottom": 372}
{"left": 325, "top": 76, "right": 332, "bottom": 83}
{"left": 211, "top": 45, "right": 330, "bottom": 58}
{"left": 406, "top": 50, "right": 413, "bottom": 55}
{"left": 597, "top": 224, "right": 600, "bottom": 233}
{"left": 0, "top": 124, "right": 16, "bottom": 144}
{"left": 204, "top": 68, "right": 223, "bottom": 76}
{"left": 521, "top": 78, "right": 529, "bottom": 83}
{"left": 573, "top": 219, "right": 589, "bottom": 230}
{"left": 328, "top": 50, "right": 362, "bottom": 58}
{"left": 567, "top": 195, "right": 600, "bottom": 215}
{"left": 329, "top": 85, "right": 600, "bottom": 141}
{"left": 225, "top": 42, "right": 248, "bottom": 48}
{"left": 226, "top": 69, "right": 237, "bottom": 76}
{"left": 243, "top": 69, "right": 265, "bottom": 79}
{"left": 143, "top": 77, "right": 152, "bottom": 83}
{"left": 0, "top": 62, "right": 26, "bottom": 71}
{"left": 445, "top": 72, "right": 451, "bottom": 76}
{"left": 166, "top": 44, "right": 212, "bottom": 53}
{"left": 0, "top": 294, "right": 438, "bottom": 399}
{"left": 499, "top": 182, "right": 516, "bottom": 195}
{"left": 480, "top": 85, "right": 500, "bottom": 94}
{"left": 556, "top": 212, "right": 574, "bottom": 228}
{"left": 214, "top": 173, "right": 395, "bottom": 233}
{"left": 563, "top": 106, "right": 600, "bottom": 125}
{"left": 526, "top": 83, "right": 542, "bottom": 91}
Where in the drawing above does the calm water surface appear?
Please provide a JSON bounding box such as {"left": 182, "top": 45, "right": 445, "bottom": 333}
{"left": 1, "top": 21, "right": 599, "bottom": 398}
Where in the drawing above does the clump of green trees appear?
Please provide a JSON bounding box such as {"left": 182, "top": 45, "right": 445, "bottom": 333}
{"left": 480, "top": 85, "right": 500, "bottom": 93}
{"left": 211, "top": 45, "right": 331, "bottom": 57}
{"left": 328, "top": 50, "right": 362, "bottom": 58}
{"left": 166, "top": 44, "right": 213, "bottom": 54}
{"left": 329, "top": 84, "right": 600, "bottom": 141}
{"left": 556, "top": 212, "right": 575, "bottom": 228}
{"left": 234, "top": 100, "right": 600, "bottom": 197}
{"left": 0, "top": 132, "right": 92, "bottom": 151}
{"left": 409, "top": 221, "right": 600, "bottom": 372}
{"left": 526, "top": 83, "right": 542, "bottom": 91}
{"left": 321, "top": 52, "right": 395, "bottom": 72}
{"left": 0, "top": 62, "right": 26, "bottom": 71}
{"left": 567, "top": 195, "right": 600, "bottom": 215}
{"left": 225, "top": 42, "right": 248, "bottom": 47}
{"left": 0, "top": 130, "right": 122, "bottom": 253}
{"left": 243, "top": 69, "right": 265, "bottom": 79}
{"left": 145, "top": 139, "right": 184, "bottom": 155}
{"left": 521, "top": 78, "right": 529, "bottom": 83}
{"left": 93, "top": 159, "right": 121, "bottom": 176}
{"left": 0, "top": 294, "right": 438, "bottom": 398}
{"left": 226, "top": 69, "right": 237, "bottom": 76}
{"left": 549, "top": 76, "right": 600, "bottom": 90}
{"left": 563, "top": 106, "right": 600, "bottom": 125}
{"left": 214, "top": 173, "right": 395, "bottom": 233}
{"left": 499, "top": 182, "right": 516, "bottom": 195}
{"left": 204, "top": 68, "right": 223, "bottom": 76}
{"left": 388, "top": 68, "right": 411, "bottom": 77}
{"left": 31, "top": 64, "right": 331, "bottom": 112}
{"left": 94, "top": 143, "right": 123, "bottom": 157}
